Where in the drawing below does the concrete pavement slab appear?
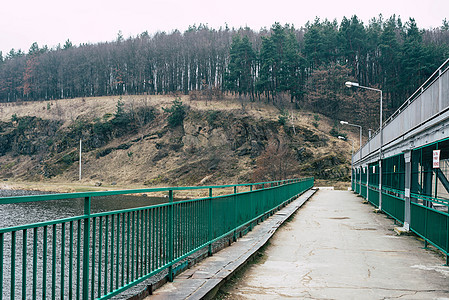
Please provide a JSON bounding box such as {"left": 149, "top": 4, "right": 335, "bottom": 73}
{"left": 219, "top": 190, "right": 449, "bottom": 299}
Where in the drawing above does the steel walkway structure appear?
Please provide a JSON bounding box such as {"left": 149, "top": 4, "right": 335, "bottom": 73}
{"left": 351, "top": 58, "right": 449, "bottom": 264}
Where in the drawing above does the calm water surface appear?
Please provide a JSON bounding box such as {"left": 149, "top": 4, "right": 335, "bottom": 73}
{"left": 0, "top": 190, "right": 168, "bottom": 229}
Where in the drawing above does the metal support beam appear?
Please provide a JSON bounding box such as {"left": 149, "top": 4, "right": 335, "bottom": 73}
{"left": 359, "top": 167, "right": 362, "bottom": 195}
{"left": 366, "top": 164, "right": 370, "bottom": 202}
{"left": 403, "top": 151, "right": 412, "bottom": 231}
{"left": 379, "top": 159, "right": 383, "bottom": 210}
{"left": 435, "top": 168, "right": 449, "bottom": 195}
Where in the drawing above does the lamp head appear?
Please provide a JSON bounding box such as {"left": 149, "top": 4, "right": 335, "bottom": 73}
{"left": 338, "top": 136, "right": 346, "bottom": 140}
{"left": 345, "top": 81, "right": 359, "bottom": 88}
{"left": 340, "top": 120, "right": 348, "bottom": 125}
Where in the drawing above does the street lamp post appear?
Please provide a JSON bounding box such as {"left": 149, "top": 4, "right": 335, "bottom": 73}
{"left": 345, "top": 81, "right": 383, "bottom": 209}
{"left": 338, "top": 136, "right": 354, "bottom": 189}
{"left": 340, "top": 120, "right": 362, "bottom": 151}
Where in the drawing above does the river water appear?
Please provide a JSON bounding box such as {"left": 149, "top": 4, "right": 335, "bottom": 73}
{"left": 0, "top": 189, "right": 168, "bottom": 229}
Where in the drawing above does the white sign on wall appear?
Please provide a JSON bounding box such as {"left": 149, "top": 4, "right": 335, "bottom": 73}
{"left": 433, "top": 150, "right": 440, "bottom": 168}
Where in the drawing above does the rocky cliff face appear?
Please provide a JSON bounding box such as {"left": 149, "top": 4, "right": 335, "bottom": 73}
{"left": 0, "top": 108, "right": 350, "bottom": 186}
{"left": 182, "top": 112, "right": 270, "bottom": 158}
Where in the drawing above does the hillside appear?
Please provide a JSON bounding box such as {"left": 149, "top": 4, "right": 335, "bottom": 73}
{"left": 2, "top": 18, "right": 448, "bottom": 119}
{"left": 0, "top": 95, "right": 357, "bottom": 192}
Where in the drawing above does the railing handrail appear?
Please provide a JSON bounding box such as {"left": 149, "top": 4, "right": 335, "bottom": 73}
{"left": 411, "top": 192, "right": 449, "bottom": 207}
{"left": 0, "top": 178, "right": 313, "bottom": 234}
{"left": 383, "top": 58, "right": 449, "bottom": 127}
{"left": 0, "top": 177, "right": 313, "bottom": 205}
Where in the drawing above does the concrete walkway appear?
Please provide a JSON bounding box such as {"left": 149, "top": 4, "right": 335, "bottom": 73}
{"left": 146, "top": 189, "right": 316, "bottom": 300}
{"left": 219, "top": 190, "right": 449, "bottom": 299}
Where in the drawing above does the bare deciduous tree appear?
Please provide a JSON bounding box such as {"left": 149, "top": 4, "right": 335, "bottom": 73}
{"left": 252, "top": 137, "right": 297, "bottom": 182}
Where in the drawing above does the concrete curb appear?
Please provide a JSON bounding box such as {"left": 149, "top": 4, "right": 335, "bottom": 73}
{"left": 146, "top": 188, "right": 317, "bottom": 300}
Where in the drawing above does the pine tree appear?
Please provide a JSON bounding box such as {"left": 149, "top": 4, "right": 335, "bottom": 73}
{"left": 379, "top": 16, "right": 401, "bottom": 107}
{"left": 338, "top": 16, "right": 367, "bottom": 82}
{"left": 63, "top": 39, "right": 73, "bottom": 50}
{"left": 303, "top": 18, "right": 338, "bottom": 70}
{"left": 281, "top": 29, "right": 305, "bottom": 102}
{"left": 398, "top": 18, "right": 426, "bottom": 104}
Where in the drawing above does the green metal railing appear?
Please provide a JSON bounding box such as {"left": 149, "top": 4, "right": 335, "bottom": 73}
{"left": 381, "top": 189, "right": 405, "bottom": 223}
{"left": 0, "top": 177, "right": 314, "bottom": 299}
{"left": 367, "top": 186, "right": 379, "bottom": 207}
{"left": 353, "top": 179, "right": 448, "bottom": 263}
{"left": 360, "top": 185, "right": 367, "bottom": 198}
{"left": 409, "top": 193, "right": 449, "bottom": 260}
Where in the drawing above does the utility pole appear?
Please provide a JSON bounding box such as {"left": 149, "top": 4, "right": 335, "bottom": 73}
{"left": 79, "top": 139, "right": 82, "bottom": 181}
{"left": 290, "top": 112, "right": 296, "bottom": 135}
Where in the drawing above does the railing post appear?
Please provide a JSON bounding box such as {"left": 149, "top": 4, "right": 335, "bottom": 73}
{"left": 446, "top": 215, "right": 449, "bottom": 266}
{"left": 0, "top": 233, "right": 3, "bottom": 300}
{"left": 168, "top": 190, "right": 174, "bottom": 281}
{"left": 11, "top": 231, "right": 16, "bottom": 300}
{"left": 208, "top": 188, "right": 213, "bottom": 256}
{"left": 22, "top": 229, "right": 27, "bottom": 299}
{"left": 82, "top": 196, "right": 91, "bottom": 300}
{"left": 233, "top": 186, "right": 237, "bottom": 242}
{"left": 423, "top": 207, "right": 428, "bottom": 249}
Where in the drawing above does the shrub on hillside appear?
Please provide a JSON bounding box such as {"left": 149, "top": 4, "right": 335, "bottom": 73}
{"left": 206, "top": 110, "right": 220, "bottom": 128}
{"left": 277, "top": 110, "right": 289, "bottom": 126}
{"left": 163, "top": 99, "right": 186, "bottom": 128}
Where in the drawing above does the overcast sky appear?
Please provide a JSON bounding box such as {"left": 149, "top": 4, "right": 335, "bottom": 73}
{"left": 1, "top": 0, "right": 448, "bottom": 55}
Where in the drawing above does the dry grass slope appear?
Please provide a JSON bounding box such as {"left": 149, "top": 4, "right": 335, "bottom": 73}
{"left": 0, "top": 95, "right": 357, "bottom": 192}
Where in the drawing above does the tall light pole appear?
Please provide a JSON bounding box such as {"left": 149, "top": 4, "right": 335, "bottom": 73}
{"left": 345, "top": 81, "right": 383, "bottom": 209}
{"left": 339, "top": 136, "right": 354, "bottom": 189}
{"left": 340, "top": 120, "right": 362, "bottom": 151}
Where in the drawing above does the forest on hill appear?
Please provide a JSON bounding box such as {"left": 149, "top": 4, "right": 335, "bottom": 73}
{"left": 1, "top": 15, "right": 449, "bottom": 129}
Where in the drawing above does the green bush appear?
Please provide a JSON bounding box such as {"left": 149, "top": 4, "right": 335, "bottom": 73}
{"left": 163, "top": 99, "right": 186, "bottom": 127}
{"left": 330, "top": 127, "right": 346, "bottom": 139}
{"left": 277, "top": 110, "right": 289, "bottom": 126}
{"left": 207, "top": 110, "right": 219, "bottom": 127}
{"left": 93, "top": 121, "right": 112, "bottom": 136}
{"left": 111, "top": 99, "right": 132, "bottom": 127}
{"left": 278, "top": 115, "right": 287, "bottom": 126}
{"left": 61, "top": 152, "right": 77, "bottom": 165}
